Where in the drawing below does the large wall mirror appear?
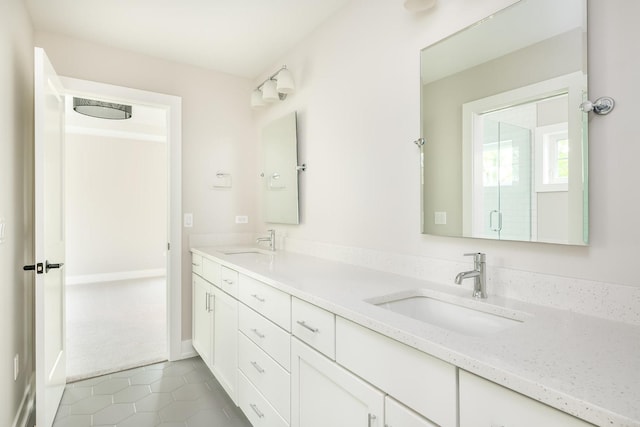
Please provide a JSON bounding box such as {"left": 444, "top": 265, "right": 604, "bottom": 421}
{"left": 420, "top": 0, "right": 588, "bottom": 245}
{"left": 262, "top": 111, "right": 300, "bottom": 224}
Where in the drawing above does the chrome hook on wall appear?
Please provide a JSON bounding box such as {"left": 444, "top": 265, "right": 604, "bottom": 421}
{"left": 413, "top": 137, "right": 426, "bottom": 147}
{"left": 579, "top": 96, "right": 615, "bottom": 115}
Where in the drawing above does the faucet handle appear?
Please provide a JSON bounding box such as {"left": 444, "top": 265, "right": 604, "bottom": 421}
{"left": 463, "top": 252, "right": 485, "bottom": 262}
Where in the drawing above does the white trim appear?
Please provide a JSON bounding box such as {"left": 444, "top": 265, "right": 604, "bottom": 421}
{"left": 181, "top": 340, "right": 198, "bottom": 359}
{"left": 11, "top": 374, "right": 35, "bottom": 427}
{"left": 59, "top": 76, "right": 183, "bottom": 362}
{"left": 66, "top": 269, "right": 166, "bottom": 285}
{"left": 66, "top": 125, "right": 167, "bottom": 143}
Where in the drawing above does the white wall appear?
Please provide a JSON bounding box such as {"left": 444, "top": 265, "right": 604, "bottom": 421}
{"left": 0, "top": 0, "right": 35, "bottom": 425}
{"left": 65, "top": 134, "right": 167, "bottom": 279}
{"left": 254, "top": 0, "right": 640, "bottom": 289}
{"left": 34, "top": 32, "right": 258, "bottom": 339}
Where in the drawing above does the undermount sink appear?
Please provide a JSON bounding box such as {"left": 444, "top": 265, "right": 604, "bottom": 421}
{"left": 368, "top": 290, "right": 527, "bottom": 336}
{"left": 222, "top": 248, "right": 272, "bottom": 255}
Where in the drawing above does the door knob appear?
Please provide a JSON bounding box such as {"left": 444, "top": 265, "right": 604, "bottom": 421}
{"left": 23, "top": 263, "right": 44, "bottom": 274}
{"left": 45, "top": 260, "right": 64, "bottom": 273}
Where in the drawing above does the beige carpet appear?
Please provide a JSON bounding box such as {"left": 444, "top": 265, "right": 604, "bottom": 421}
{"left": 65, "top": 276, "right": 167, "bottom": 381}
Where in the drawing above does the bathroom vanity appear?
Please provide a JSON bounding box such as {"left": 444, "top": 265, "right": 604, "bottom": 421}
{"left": 191, "top": 247, "right": 640, "bottom": 427}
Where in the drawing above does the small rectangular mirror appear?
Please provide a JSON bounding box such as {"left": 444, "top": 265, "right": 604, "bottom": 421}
{"left": 420, "top": 0, "right": 588, "bottom": 245}
{"left": 262, "top": 111, "right": 300, "bottom": 224}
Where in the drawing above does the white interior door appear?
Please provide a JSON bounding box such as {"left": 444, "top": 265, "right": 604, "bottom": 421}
{"left": 34, "top": 47, "right": 67, "bottom": 427}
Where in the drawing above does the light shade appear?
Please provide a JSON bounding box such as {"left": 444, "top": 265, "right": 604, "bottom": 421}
{"left": 262, "top": 80, "right": 279, "bottom": 102}
{"left": 73, "top": 97, "right": 132, "bottom": 120}
{"left": 276, "top": 68, "right": 295, "bottom": 94}
{"left": 251, "top": 89, "right": 265, "bottom": 108}
{"left": 403, "top": 0, "right": 436, "bottom": 12}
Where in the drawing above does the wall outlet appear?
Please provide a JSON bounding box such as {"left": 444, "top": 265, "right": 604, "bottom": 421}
{"left": 184, "top": 213, "right": 193, "bottom": 228}
{"left": 235, "top": 215, "right": 248, "bottom": 224}
{"left": 13, "top": 354, "right": 19, "bottom": 381}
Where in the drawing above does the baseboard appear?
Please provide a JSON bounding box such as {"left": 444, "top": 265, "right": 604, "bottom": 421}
{"left": 180, "top": 340, "right": 197, "bottom": 360}
{"left": 12, "top": 373, "right": 35, "bottom": 427}
{"left": 66, "top": 268, "right": 166, "bottom": 285}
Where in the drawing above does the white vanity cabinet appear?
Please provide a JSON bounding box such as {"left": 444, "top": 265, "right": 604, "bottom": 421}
{"left": 191, "top": 256, "right": 238, "bottom": 403}
{"left": 385, "top": 396, "right": 438, "bottom": 427}
{"left": 291, "top": 297, "right": 335, "bottom": 359}
{"left": 291, "top": 337, "right": 385, "bottom": 427}
{"left": 210, "top": 284, "right": 238, "bottom": 402}
{"left": 459, "top": 371, "right": 594, "bottom": 427}
{"left": 335, "top": 317, "right": 456, "bottom": 427}
{"left": 237, "top": 273, "right": 292, "bottom": 426}
{"left": 192, "top": 273, "right": 213, "bottom": 367}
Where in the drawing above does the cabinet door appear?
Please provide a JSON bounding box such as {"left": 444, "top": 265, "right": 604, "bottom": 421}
{"left": 459, "top": 371, "right": 594, "bottom": 427}
{"left": 291, "top": 338, "right": 384, "bottom": 427}
{"left": 192, "top": 274, "right": 212, "bottom": 367}
{"left": 385, "top": 396, "right": 438, "bottom": 427}
{"left": 211, "top": 286, "right": 238, "bottom": 404}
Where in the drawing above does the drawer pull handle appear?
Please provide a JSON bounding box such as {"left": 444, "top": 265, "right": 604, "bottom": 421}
{"left": 250, "top": 403, "right": 264, "bottom": 418}
{"left": 368, "top": 414, "right": 376, "bottom": 427}
{"left": 208, "top": 293, "right": 215, "bottom": 313}
{"left": 297, "top": 320, "right": 319, "bottom": 333}
{"left": 251, "top": 328, "right": 265, "bottom": 339}
{"left": 250, "top": 361, "right": 265, "bottom": 374}
{"left": 192, "top": 263, "right": 200, "bottom": 266}
{"left": 223, "top": 279, "right": 234, "bottom": 284}
{"left": 251, "top": 294, "right": 265, "bottom": 302}
{"left": 205, "top": 292, "right": 210, "bottom": 311}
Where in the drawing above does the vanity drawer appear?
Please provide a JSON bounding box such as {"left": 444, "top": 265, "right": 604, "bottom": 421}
{"left": 191, "top": 253, "right": 203, "bottom": 276}
{"left": 239, "top": 274, "right": 291, "bottom": 331}
{"left": 335, "top": 317, "right": 457, "bottom": 427}
{"left": 202, "top": 257, "right": 221, "bottom": 286}
{"left": 459, "top": 371, "right": 594, "bottom": 427}
{"left": 238, "top": 333, "right": 290, "bottom": 422}
{"left": 239, "top": 303, "right": 291, "bottom": 370}
{"left": 238, "top": 371, "right": 288, "bottom": 427}
{"left": 219, "top": 265, "right": 239, "bottom": 298}
{"left": 291, "top": 297, "right": 335, "bottom": 359}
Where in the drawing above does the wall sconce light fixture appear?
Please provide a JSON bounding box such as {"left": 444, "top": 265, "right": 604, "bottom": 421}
{"left": 251, "top": 65, "right": 295, "bottom": 108}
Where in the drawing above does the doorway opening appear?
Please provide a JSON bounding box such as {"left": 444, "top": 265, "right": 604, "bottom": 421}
{"left": 60, "top": 77, "right": 182, "bottom": 380}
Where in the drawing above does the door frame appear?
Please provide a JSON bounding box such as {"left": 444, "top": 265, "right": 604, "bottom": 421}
{"left": 60, "top": 76, "right": 183, "bottom": 361}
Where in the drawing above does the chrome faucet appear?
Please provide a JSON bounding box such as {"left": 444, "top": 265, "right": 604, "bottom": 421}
{"left": 455, "top": 252, "right": 487, "bottom": 299}
{"left": 256, "top": 229, "right": 276, "bottom": 251}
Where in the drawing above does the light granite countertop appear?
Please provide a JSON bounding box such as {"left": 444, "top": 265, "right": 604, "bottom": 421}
{"left": 192, "top": 246, "right": 640, "bottom": 427}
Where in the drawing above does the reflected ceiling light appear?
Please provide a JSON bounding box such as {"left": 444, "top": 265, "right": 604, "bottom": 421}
{"left": 251, "top": 89, "right": 265, "bottom": 108}
{"left": 72, "top": 97, "right": 132, "bottom": 120}
{"left": 276, "top": 67, "right": 295, "bottom": 94}
{"left": 404, "top": 0, "right": 437, "bottom": 12}
{"left": 250, "top": 65, "right": 295, "bottom": 108}
{"left": 262, "top": 80, "right": 280, "bottom": 103}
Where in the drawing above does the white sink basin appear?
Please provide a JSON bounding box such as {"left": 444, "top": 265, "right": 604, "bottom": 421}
{"left": 369, "top": 290, "right": 527, "bottom": 336}
{"left": 222, "top": 248, "right": 273, "bottom": 256}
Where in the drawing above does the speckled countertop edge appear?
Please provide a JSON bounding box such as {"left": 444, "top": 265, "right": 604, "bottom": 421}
{"left": 192, "top": 247, "right": 640, "bottom": 427}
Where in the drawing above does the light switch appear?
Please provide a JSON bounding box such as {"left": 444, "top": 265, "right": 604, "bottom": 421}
{"left": 434, "top": 211, "right": 447, "bottom": 225}
{"left": 235, "top": 215, "right": 248, "bottom": 224}
{"left": 184, "top": 213, "right": 193, "bottom": 228}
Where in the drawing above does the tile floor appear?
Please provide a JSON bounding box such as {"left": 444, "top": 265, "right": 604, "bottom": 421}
{"left": 53, "top": 357, "right": 252, "bottom": 427}
{"left": 66, "top": 277, "right": 167, "bottom": 381}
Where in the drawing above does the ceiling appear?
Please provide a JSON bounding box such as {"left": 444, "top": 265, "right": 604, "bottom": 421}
{"left": 25, "top": 0, "right": 351, "bottom": 79}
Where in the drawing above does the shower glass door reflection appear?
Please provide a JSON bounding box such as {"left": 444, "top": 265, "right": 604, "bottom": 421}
{"left": 474, "top": 118, "right": 532, "bottom": 241}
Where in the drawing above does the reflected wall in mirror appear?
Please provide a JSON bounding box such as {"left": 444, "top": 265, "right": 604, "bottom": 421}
{"left": 262, "top": 111, "right": 300, "bottom": 224}
{"left": 420, "top": 0, "right": 588, "bottom": 245}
